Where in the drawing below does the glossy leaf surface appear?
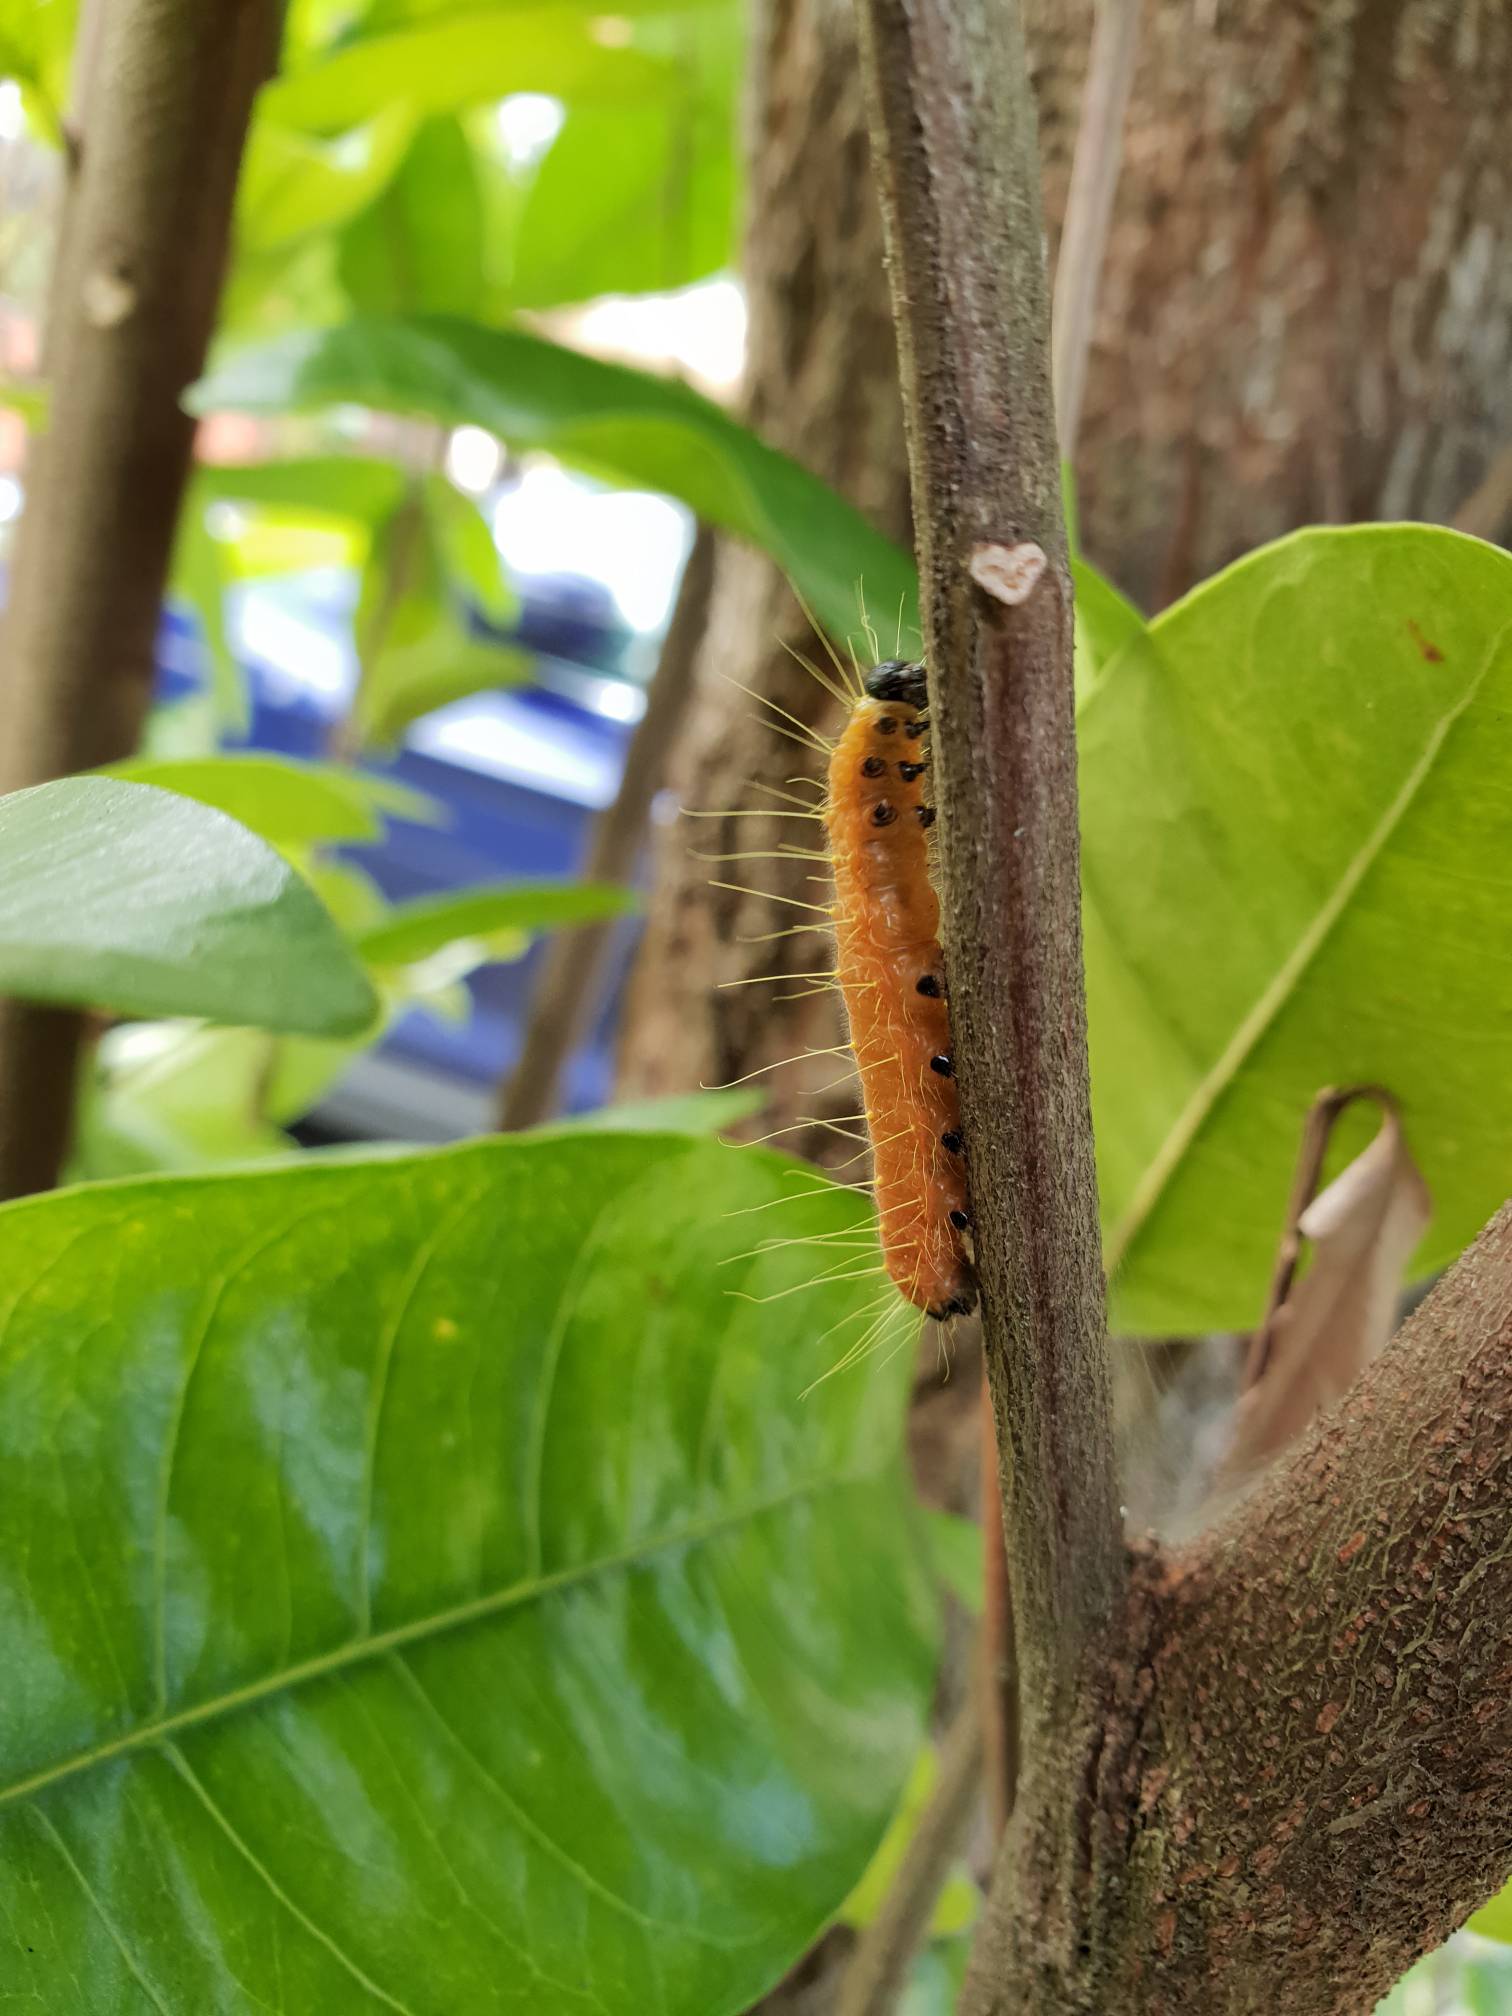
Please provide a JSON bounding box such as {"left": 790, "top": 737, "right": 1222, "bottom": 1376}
{"left": 0, "top": 778, "right": 376, "bottom": 1035}
{"left": 0, "top": 1134, "right": 936, "bottom": 2010}
{"left": 1085, "top": 526, "right": 1512, "bottom": 1331}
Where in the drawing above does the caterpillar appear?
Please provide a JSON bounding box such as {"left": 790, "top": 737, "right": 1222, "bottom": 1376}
{"left": 823, "top": 659, "right": 977, "bottom": 1321}
{"left": 695, "top": 640, "right": 977, "bottom": 1335}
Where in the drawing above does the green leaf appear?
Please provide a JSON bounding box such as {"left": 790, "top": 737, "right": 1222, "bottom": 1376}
{"left": 357, "top": 877, "right": 640, "bottom": 967}
{"left": 364, "top": 627, "right": 533, "bottom": 744}
{"left": 0, "top": 778, "right": 378, "bottom": 1035}
{"left": 350, "top": 477, "right": 524, "bottom": 747}
{"left": 1073, "top": 558, "right": 1148, "bottom": 706}
{"left": 0, "top": 1133, "right": 936, "bottom": 2011}
{"left": 102, "top": 755, "right": 433, "bottom": 848}
{"left": 0, "top": 0, "right": 77, "bottom": 137}
{"left": 1084, "top": 525, "right": 1512, "bottom": 1333}
{"left": 263, "top": 9, "right": 675, "bottom": 132}
{"left": 422, "top": 468, "right": 514, "bottom": 616}
{"left": 193, "top": 315, "right": 919, "bottom": 644}
{"left": 1470, "top": 1875, "right": 1512, "bottom": 1943}
{"left": 840, "top": 1746, "right": 979, "bottom": 1938}
{"left": 924, "top": 1510, "right": 984, "bottom": 1614}
{"left": 340, "top": 114, "right": 487, "bottom": 317}
{"left": 0, "top": 374, "right": 49, "bottom": 430}
{"left": 546, "top": 1088, "right": 765, "bottom": 1136}
{"left": 169, "top": 486, "right": 248, "bottom": 733}
{"left": 195, "top": 452, "right": 410, "bottom": 525}
{"left": 509, "top": 8, "right": 738, "bottom": 308}
{"left": 900, "top": 1936, "right": 974, "bottom": 2016}
{"left": 236, "top": 105, "right": 417, "bottom": 254}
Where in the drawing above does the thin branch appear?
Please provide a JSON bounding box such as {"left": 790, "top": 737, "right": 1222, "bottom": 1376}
{"left": 499, "top": 525, "right": 716, "bottom": 1131}
{"left": 851, "top": 0, "right": 1122, "bottom": 1730}
{"left": 1051, "top": 0, "right": 1144, "bottom": 460}
{"left": 0, "top": 0, "right": 279, "bottom": 1198}
{"left": 836, "top": 1684, "right": 984, "bottom": 2016}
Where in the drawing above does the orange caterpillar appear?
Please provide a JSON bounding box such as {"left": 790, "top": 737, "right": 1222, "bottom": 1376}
{"left": 823, "top": 661, "right": 976, "bottom": 1320}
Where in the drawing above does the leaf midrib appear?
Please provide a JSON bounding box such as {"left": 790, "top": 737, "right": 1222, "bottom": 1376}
{"left": 1, "top": 1465, "right": 865, "bottom": 1814}
{"left": 1104, "top": 616, "right": 1512, "bottom": 1275}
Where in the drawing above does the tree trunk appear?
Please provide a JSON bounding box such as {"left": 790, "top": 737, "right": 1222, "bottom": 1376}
{"left": 1030, "top": 0, "right": 1512, "bottom": 607}
{"left": 615, "top": 0, "right": 910, "bottom": 1142}
{"left": 0, "top": 0, "right": 277, "bottom": 1198}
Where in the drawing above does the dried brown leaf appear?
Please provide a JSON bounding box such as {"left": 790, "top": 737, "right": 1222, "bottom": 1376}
{"left": 1228, "top": 1094, "right": 1431, "bottom": 1473}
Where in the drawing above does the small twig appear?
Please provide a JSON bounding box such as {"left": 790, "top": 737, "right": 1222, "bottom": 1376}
{"left": 498, "top": 526, "right": 717, "bottom": 1130}
{"left": 835, "top": 1682, "right": 984, "bottom": 2016}
{"left": 1050, "top": 0, "right": 1144, "bottom": 460}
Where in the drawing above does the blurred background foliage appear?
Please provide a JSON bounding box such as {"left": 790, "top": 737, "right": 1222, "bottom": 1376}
{"left": 1, "top": 0, "right": 1511, "bottom": 2006}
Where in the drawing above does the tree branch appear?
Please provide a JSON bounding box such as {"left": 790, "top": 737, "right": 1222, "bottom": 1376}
{"left": 963, "top": 1200, "right": 1512, "bottom": 2013}
{"left": 851, "top": 0, "right": 1121, "bottom": 1739}
{"left": 0, "top": 0, "right": 278, "bottom": 1198}
{"left": 499, "top": 525, "right": 716, "bottom": 1131}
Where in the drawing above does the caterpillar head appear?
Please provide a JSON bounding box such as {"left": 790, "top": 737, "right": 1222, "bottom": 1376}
{"left": 864, "top": 659, "right": 928, "bottom": 710}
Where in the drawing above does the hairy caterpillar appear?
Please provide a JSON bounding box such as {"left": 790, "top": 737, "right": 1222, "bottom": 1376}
{"left": 824, "top": 660, "right": 976, "bottom": 1320}
{"left": 695, "top": 638, "right": 977, "bottom": 1336}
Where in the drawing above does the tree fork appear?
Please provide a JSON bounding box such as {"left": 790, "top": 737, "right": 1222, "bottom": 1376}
{"left": 0, "top": 0, "right": 279, "bottom": 1198}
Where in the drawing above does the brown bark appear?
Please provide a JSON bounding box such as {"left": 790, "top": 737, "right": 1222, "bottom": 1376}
{"left": 853, "top": 0, "right": 1121, "bottom": 1757}
{"left": 0, "top": 0, "right": 278, "bottom": 1198}
{"left": 964, "top": 1201, "right": 1512, "bottom": 2015}
{"left": 615, "top": 0, "right": 910, "bottom": 1139}
{"left": 1030, "top": 0, "right": 1512, "bottom": 606}
{"left": 854, "top": 0, "right": 1512, "bottom": 2006}
{"left": 500, "top": 527, "right": 716, "bottom": 1130}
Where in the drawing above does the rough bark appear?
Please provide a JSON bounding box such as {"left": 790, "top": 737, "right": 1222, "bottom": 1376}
{"left": 965, "top": 1201, "right": 1512, "bottom": 2014}
{"left": 1029, "top": 0, "right": 1512, "bottom": 605}
{"left": 615, "top": 0, "right": 910, "bottom": 1141}
{"left": 0, "top": 0, "right": 278, "bottom": 1197}
{"left": 499, "top": 526, "right": 716, "bottom": 1130}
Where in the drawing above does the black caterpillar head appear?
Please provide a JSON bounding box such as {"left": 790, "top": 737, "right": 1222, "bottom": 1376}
{"left": 864, "top": 659, "right": 928, "bottom": 710}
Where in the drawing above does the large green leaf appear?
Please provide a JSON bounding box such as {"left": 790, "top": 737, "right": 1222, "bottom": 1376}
{"left": 1470, "top": 1875, "right": 1512, "bottom": 1944}
{"left": 191, "top": 315, "right": 918, "bottom": 643}
{"left": 0, "top": 1133, "right": 936, "bottom": 2010}
{"left": 0, "top": 778, "right": 377, "bottom": 1035}
{"left": 1085, "top": 526, "right": 1512, "bottom": 1332}
{"left": 236, "top": 106, "right": 417, "bottom": 255}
